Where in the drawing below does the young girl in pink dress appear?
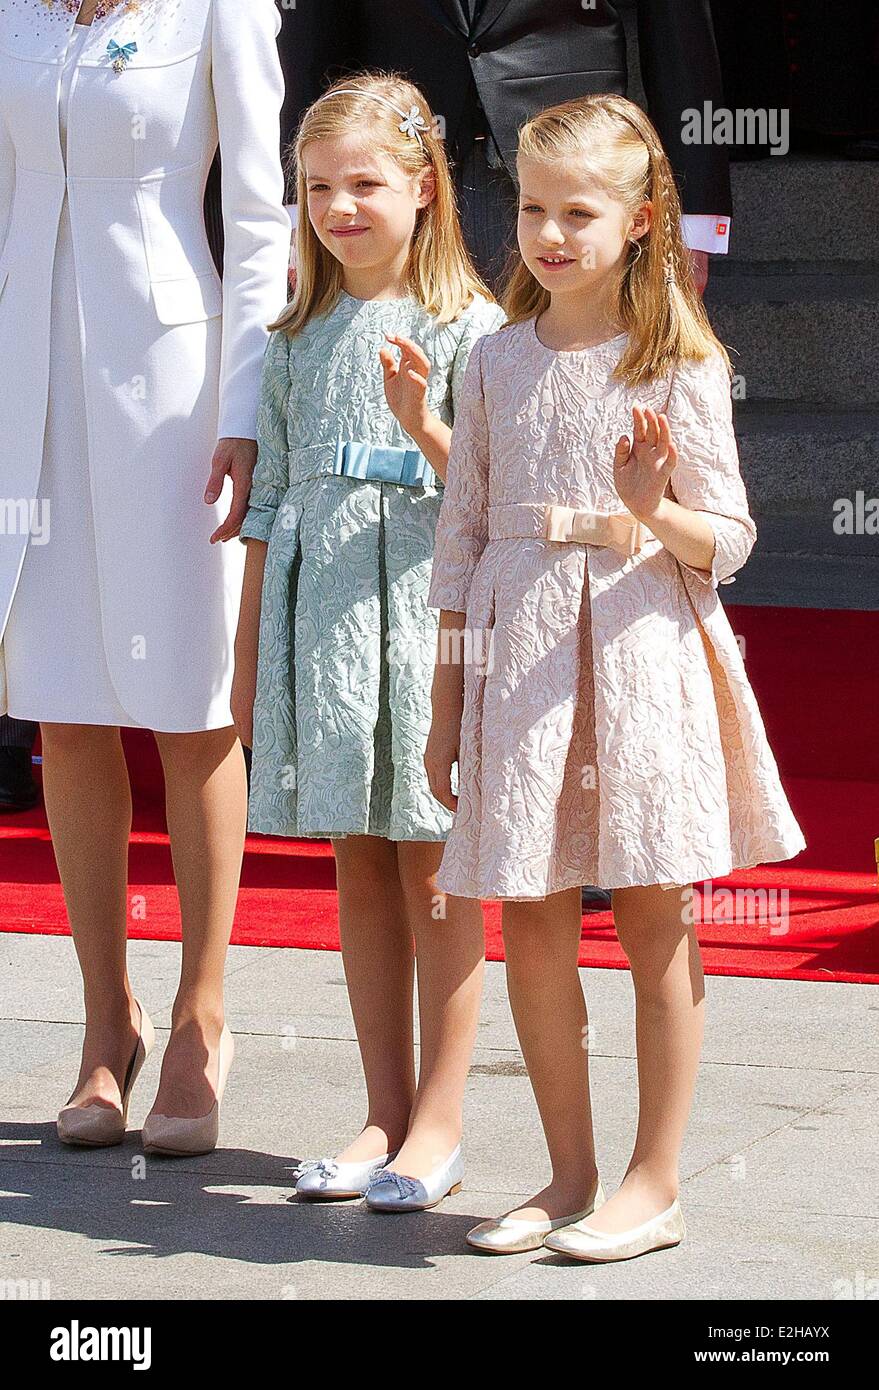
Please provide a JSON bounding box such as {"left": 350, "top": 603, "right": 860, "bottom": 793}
{"left": 426, "top": 94, "right": 806, "bottom": 1261}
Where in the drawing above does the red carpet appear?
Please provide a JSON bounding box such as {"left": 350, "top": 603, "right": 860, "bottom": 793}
{"left": 1, "top": 605, "right": 877, "bottom": 984}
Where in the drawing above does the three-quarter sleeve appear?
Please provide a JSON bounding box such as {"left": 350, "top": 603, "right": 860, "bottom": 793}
{"left": 428, "top": 335, "right": 491, "bottom": 613}
{"left": 240, "top": 330, "right": 292, "bottom": 544}
{"left": 665, "top": 351, "right": 757, "bottom": 588}
{"left": 211, "top": 0, "right": 292, "bottom": 440}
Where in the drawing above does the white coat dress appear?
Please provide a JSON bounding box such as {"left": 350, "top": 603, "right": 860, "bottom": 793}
{"left": 0, "top": 0, "right": 291, "bottom": 731}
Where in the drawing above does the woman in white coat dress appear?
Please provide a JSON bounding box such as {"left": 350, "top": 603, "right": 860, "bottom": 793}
{"left": 0, "top": 0, "right": 291, "bottom": 1151}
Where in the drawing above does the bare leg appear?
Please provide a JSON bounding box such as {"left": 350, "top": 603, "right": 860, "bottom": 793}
{"left": 331, "top": 835, "right": 416, "bottom": 1162}
{"left": 388, "top": 844, "right": 485, "bottom": 1178}
{"left": 148, "top": 726, "right": 246, "bottom": 1118}
{"left": 500, "top": 888, "right": 600, "bottom": 1219}
{"left": 40, "top": 723, "right": 140, "bottom": 1109}
{"left": 582, "top": 882, "right": 704, "bottom": 1233}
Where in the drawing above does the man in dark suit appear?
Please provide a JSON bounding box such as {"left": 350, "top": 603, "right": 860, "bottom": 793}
{"left": 712, "top": 0, "right": 879, "bottom": 159}
{"left": 277, "top": 0, "right": 732, "bottom": 289}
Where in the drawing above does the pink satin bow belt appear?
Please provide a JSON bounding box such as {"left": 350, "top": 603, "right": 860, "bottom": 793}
{"left": 488, "top": 502, "right": 652, "bottom": 557}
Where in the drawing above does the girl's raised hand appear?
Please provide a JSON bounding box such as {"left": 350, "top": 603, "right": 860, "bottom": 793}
{"left": 379, "top": 333, "right": 432, "bottom": 436}
{"left": 613, "top": 405, "right": 679, "bottom": 522}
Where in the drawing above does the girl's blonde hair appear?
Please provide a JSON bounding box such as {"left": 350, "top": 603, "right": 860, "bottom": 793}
{"left": 269, "top": 72, "right": 494, "bottom": 335}
{"left": 501, "top": 94, "right": 731, "bottom": 386}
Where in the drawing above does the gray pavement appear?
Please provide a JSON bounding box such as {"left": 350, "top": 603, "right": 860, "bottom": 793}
{"left": 0, "top": 932, "right": 876, "bottom": 1301}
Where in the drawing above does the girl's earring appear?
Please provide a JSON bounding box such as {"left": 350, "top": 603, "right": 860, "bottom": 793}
{"left": 628, "top": 237, "right": 643, "bottom": 265}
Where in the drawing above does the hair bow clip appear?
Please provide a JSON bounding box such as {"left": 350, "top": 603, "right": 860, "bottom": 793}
{"left": 398, "top": 105, "right": 429, "bottom": 141}
{"left": 107, "top": 39, "right": 138, "bottom": 73}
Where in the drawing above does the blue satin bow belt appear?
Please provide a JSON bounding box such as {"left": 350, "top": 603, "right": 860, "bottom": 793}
{"left": 331, "top": 439, "right": 438, "bottom": 488}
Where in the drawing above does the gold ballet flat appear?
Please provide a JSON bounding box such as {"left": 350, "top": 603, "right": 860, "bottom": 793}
{"left": 467, "top": 1180, "right": 606, "bottom": 1254}
{"left": 544, "top": 1196, "right": 686, "bottom": 1262}
{"left": 57, "top": 1000, "right": 155, "bottom": 1148}
{"left": 141, "top": 1025, "right": 234, "bottom": 1157}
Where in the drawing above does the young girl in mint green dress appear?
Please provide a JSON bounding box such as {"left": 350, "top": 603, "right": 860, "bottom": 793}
{"left": 233, "top": 75, "right": 504, "bottom": 1210}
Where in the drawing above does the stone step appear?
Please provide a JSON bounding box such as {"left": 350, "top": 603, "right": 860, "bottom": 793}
{"left": 733, "top": 401, "right": 879, "bottom": 509}
{"left": 728, "top": 157, "right": 878, "bottom": 263}
{"left": 721, "top": 541, "right": 879, "bottom": 610}
{"left": 705, "top": 264, "right": 879, "bottom": 405}
{"left": 721, "top": 403, "right": 879, "bottom": 609}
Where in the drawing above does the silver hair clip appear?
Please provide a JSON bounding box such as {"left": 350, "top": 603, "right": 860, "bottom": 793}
{"left": 326, "top": 89, "right": 430, "bottom": 146}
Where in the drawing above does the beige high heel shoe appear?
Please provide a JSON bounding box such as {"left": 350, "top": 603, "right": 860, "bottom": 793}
{"left": 57, "top": 1000, "right": 155, "bottom": 1148}
{"left": 141, "top": 1025, "right": 234, "bottom": 1157}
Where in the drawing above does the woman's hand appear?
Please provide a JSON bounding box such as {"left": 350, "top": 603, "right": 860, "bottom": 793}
{"left": 379, "top": 334, "right": 434, "bottom": 437}
{"left": 204, "top": 436, "right": 258, "bottom": 544}
{"left": 614, "top": 405, "right": 679, "bottom": 523}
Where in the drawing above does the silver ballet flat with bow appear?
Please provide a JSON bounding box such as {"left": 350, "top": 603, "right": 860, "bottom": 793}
{"left": 466, "top": 1179, "right": 606, "bottom": 1254}
{"left": 293, "top": 1151, "right": 396, "bottom": 1200}
{"left": 544, "top": 1196, "right": 686, "bottom": 1262}
{"left": 365, "top": 1143, "right": 464, "bottom": 1212}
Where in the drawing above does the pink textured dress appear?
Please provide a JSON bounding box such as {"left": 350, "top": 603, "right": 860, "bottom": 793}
{"left": 427, "top": 319, "right": 806, "bottom": 899}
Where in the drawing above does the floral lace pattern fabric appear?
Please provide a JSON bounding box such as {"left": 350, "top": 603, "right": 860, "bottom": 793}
{"left": 427, "top": 319, "right": 806, "bottom": 898}
{"left": 241, "top": 290, "right": 506, "bottom": 840}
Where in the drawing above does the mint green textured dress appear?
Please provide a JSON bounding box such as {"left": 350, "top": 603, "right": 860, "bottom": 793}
{"left": 240, "top": 290, "right": 505, "bottom": 840}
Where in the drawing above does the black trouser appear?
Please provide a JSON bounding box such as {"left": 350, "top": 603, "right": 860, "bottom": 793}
{"left": 0, "top": 716, "right": 37, "bottom": 749}
{"left": 711, "top": 0, "right": 879, "bottom": 145}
